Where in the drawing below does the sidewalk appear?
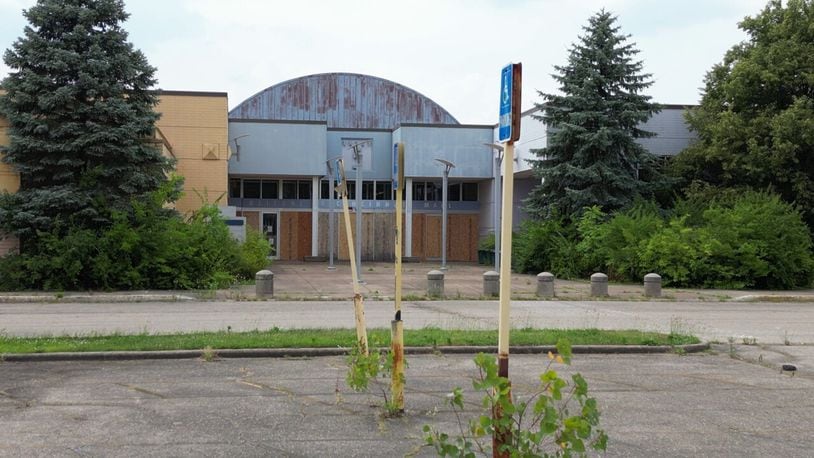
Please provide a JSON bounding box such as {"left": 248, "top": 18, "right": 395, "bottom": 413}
{"left": 2, "top": 260, "right": 813, "bottom": 303}
{"left": 222, "top": 261, "right": 814, "bottom": 302}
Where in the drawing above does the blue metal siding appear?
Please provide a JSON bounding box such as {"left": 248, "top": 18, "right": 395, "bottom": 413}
{"left": 396, "top": 126, "right": 494, "bottom": 179}
{"left": 229, "top": 73, "right": 459, "bottom": 130}
{"left": 326, "top": 130, "right": 393, "bottom": 180}
{"left": 228, "top": 121, "right": 327, "bottom": 176}
{"left": 636, "top": 107, "right": 697, "bottom": 156}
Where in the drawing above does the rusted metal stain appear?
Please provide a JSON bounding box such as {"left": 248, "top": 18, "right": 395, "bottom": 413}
{"left": 230, "top": 73, "right": 459, "bottom": 129}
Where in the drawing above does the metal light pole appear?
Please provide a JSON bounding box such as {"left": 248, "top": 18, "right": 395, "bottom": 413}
{"left": 484, "top": 143, "right": 504, "bottom": 272}
{"left": 351, "top": 142, "right": 365, "bottom": 283}
{"left": 326, "top": 158, "right": 341, "bottom": 271}
{"left": 435, "top": 159, "right": 455, "bottom": 271}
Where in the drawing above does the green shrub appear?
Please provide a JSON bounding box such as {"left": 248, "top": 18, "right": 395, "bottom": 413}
{"left": 512, "top": 218, "right": 580, "bottom": 278}
{"left": 639, "top": 217, "right": 705, "bottom": 287}
{"left": 590, "top": 202, "right": 664, "bottom": 281}
{"left": 0, "top": 185, "right": 270, "bottom": 291}
{"left": 700, "top": 192, "right": 813, "bottom": 289}
{"left": 511, "top": 191, "right": 813, "bottom": 289}
{"left": 642, "top": 192, "right": 813, "bottom": 288}
{"left": 239, "top": 227, "right": 272, "bottom": 277}
{"left": 478, "top": 233, "right": 495, "bottom": 251}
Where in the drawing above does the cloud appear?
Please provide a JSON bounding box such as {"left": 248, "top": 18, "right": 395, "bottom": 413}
{"left": 1, "top": 0, "right": 770, "bottom": 124}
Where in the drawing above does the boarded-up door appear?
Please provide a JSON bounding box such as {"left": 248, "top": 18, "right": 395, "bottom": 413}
{"left": 279, "top": 211, "right": 312, "bottom": 260}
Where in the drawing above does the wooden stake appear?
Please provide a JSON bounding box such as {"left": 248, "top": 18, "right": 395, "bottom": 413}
{"left": 335, "top": 159, "right": 368, "bottom": 355}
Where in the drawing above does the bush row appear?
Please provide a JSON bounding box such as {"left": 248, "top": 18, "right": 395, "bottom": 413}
{"left": 512, "top": 191, "right": 814, "bottom": 289}
{"left": 0, "top": 191, "right": 270, "bottom": 291}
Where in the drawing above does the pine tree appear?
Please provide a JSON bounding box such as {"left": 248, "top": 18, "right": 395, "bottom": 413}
{"left": 525, "top": 10, "right": 661, "bottom": 219}
{"left": 0, "top": 0, "right": 171, "bottom": 238}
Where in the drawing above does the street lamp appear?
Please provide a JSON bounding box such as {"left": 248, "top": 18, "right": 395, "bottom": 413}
{"left": 483, "top": 143, "right": 504, "bottom": 272}
{"left": 349, "top": 141, "right": 367, "bottom": 283}
{"left": 231, "top": 134, "right": 249, "bottom": 162}
{"left": 326, "top": 157, "right": 342, "bottom": 271}
{"left": 435, "top": 158, "right": 455, "bottom": 271}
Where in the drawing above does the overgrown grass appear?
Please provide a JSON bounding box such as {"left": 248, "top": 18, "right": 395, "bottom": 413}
{"left": 0, "top": 327, "right": 699, "bottom": 354}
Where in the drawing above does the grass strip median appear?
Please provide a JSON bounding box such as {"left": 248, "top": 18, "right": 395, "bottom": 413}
{"left": 0, "top": 327, "right": 699, "bottom": 354}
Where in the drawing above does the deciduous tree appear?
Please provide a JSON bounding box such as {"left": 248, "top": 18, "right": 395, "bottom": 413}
{"left": 671, "top": 0, "right": 814, "bottom": 227}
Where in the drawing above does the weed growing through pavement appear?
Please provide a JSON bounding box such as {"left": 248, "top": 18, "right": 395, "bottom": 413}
{"left": 741, "top": 336, "right": 758, "bottom": 345}
{"left": 346, "top": 339, "right": 406, "bottom": 417}
{"left": 423, "top": 340, "right": 607, "bottom": 456}
{"left": 201, "top": 346, "right": 218, "bottom": 362}
{"left": 727, "top": 336, "right": 737, "bottom": 357}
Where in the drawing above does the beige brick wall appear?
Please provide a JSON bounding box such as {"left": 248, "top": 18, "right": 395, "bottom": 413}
{"left": 155, "top": 92, "right": 229, "bottom": 215}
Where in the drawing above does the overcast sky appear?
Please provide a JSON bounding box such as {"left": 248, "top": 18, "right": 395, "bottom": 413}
{"left": 0, "top": 0, "right": 768, "bottom": 124}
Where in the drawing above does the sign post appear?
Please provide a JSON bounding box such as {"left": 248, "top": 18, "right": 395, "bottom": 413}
{"left": 334, "top": 158, "right": 368, "bottom": 355}
{"left": 391, "top": 142, "right": 405, "bottom": 412}
{"left": 494, "top": 62, "right": 521, "bottom": 457}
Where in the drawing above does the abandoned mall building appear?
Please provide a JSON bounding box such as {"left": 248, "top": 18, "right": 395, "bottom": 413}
{"left": 0, "top": 73, "right": 696, "bottom": 261}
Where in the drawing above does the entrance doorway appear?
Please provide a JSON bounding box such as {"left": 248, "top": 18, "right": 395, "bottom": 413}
{"left": 262, "top": 212, "right": 278, "bottom": 259}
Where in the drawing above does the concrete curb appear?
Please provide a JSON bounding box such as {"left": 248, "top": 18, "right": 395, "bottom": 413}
{"left": 0, "top": 294, "right": 196, "bottom": 304}
{"left": 1, "top": 343, "right": 709, "bottom": 362}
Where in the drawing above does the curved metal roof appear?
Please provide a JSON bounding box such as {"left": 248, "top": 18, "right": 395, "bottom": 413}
{"left": 229, "top": 73, "right": 459, "bottom": 129}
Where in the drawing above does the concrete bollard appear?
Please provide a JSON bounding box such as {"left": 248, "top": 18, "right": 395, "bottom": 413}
{"left": 644, "top": 273, "right": 662, "bottom": 297}
{"left": 427, "top": 270, "right": 445, "bottom": 298}
{"left": 483, "top": 271, "right": 499, "bottom": 297}
{"left": 537, "top": 272, "right": 555, "bottom": 298}
{"left": 590, "top": 272, "right": 608, "bottom": 297}
{"left": 255, "top": 270, "right": 274, "bottom": 298}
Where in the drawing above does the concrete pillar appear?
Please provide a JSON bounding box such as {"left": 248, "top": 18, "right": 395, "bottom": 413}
{"left": 405, "top": 178, "right": 413, "bottom": 257}
{"left": 590, "top": 272, "right": 608, "bottom": 297}
{"left": 537, "top": 272, "right": 555, "bottom": 298}
{"left": 427, "top": 270, "right": 444, "bottom": 298}
{"left": 483, "top": 271, "right": 499, "bottom": 297}
{"left": 311, "top": 176, "right": 319, "bottom": 257}
{"left": 644, "top": 273, "right": 662, "bottom": 297}
{"left": 256, "top": 270, "right": 274, "bottom": 298}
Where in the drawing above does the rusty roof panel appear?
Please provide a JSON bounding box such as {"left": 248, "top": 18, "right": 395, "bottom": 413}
{"left": 229, "top": 73, "right": 459, "bottom": 130}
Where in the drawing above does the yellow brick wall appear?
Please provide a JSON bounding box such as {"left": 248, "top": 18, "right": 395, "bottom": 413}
{"left": 155, "top": 91, "right": 229, "bottom": 214}
{"left": 0, "top": 110, "right": 20, "bottom": 254}
{"left": 0, "top": 113, "right": 19, "bottom": 193}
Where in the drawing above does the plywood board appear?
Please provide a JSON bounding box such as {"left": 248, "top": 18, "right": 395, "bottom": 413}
{"left": 448, "top": 214, "right": 478, "bottom": 262}
{"left": 237, "top": 211, "right": 260, "bottom": 232}
{"left": 424, "top": 215, "right": 442, "bottom": 259}
{"left": 297, "top": 212, "right": 312, "bottom": 260}
{"left": 411, "top": 214, "right": 425, "bottom": 259}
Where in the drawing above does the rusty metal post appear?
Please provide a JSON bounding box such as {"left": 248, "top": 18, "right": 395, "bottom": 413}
{"left": 391, "top": 143, "right": 405, "bottom": 412}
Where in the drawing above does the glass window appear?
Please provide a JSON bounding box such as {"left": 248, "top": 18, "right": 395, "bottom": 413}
{"left": 462, "top": 182, "right": 478, "bottom": 201}
{"left": 448, "top": 183, "right": 461, "bottom": 201}
{"left": 298, "top": 180, "right": 311, "bottom": 200}
{"left": 425, "top": 182, "right": 441, "bottom": 201}
{"left": 346, "top": 181, "right": 356, "bottom": 200}
{"left": 229, "top": 179, "right": 241, "bottom": 198}
{"left": 320, "top": 180, "right": 330, "bottom": 199}
{"left": 376, "top": 181, "right": 392, "bottom": 201}
{"left": 243, "top": 180, "right": 260, "bottom": 199}
{"left": 261, "top": 180, "right": 278, "bottom": 199}
{"left": 282, "top": 180, "right": 297, "bottom": 199}
{"left": 362, "top": 181, "right": 374, "bottom": 200}
{"left": 413, "top": 182, "right": 425, "bottom": 201}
